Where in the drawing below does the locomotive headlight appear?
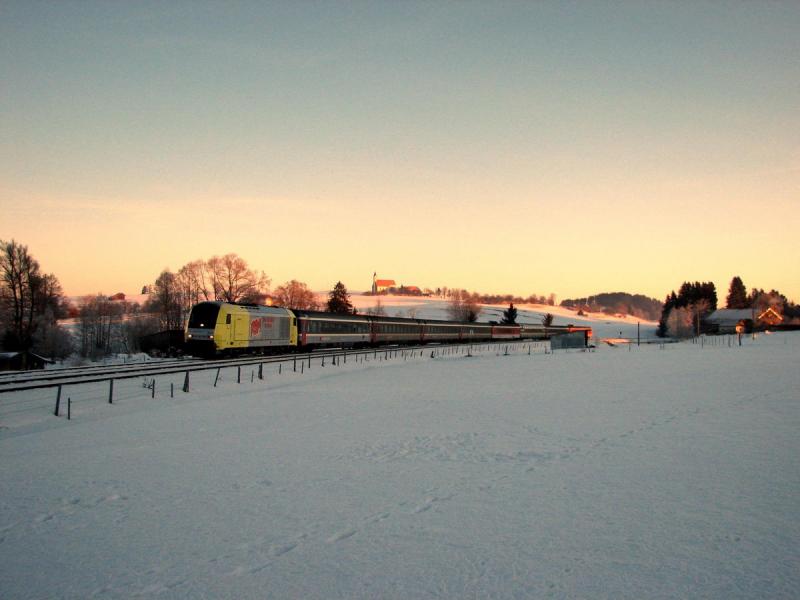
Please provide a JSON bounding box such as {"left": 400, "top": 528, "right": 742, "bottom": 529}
{"left": 209, "top": 335, "right": 214, "bottom": 339}
{"left": 187, "top": 333, "right": 193, "bottom": 338}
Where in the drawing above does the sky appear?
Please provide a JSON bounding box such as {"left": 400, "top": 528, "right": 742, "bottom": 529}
{"left": 1, "top": 2, "right": 798, "bottom": 302}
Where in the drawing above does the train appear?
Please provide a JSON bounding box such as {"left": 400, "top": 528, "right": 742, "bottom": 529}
{"left": 185, "top": 301, "right": 592, "bottom": 357}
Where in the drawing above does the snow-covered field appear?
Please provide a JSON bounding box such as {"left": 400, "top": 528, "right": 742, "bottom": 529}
{"left": 1, "top": 333, "right": 798, "bottom": 599}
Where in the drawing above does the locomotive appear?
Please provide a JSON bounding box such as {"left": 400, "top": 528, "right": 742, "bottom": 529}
{"left": 185, "top": 301, "right": 591, "bottom": 357}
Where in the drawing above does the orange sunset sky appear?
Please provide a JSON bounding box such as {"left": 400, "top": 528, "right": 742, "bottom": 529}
{"left": 2, "top": 3, "right": 798, "bottom": 301}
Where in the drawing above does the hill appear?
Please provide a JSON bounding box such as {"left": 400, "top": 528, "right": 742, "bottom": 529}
{"left": 560, "top": 292, "right": 662, "bottom": 321}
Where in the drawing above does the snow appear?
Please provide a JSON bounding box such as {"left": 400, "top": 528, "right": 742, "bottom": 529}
{"left": 344, "top": 293, "right": 657, "bottom": 341}
{"left": 1, "top": 334, "right": 798, "bottom": 599}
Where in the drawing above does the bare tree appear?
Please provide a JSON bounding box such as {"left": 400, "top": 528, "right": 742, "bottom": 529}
{"left": 273, "top": 280, "right": 318, "bottom": 310}
{"left": 447, "top": 289, "right": 481, "bottom": 322}
{"left": 121, "top": 315, "right": 160, "bottom": 353}
{"left": 0, "top": 239, "right": 40, "bottom": 349}
{"left": 366, "top": 298, "right": 387, "bottom": 316}
{"left": 207, "top": 254, "right": 269, "bottom": 303}
{"left": 0, "top": 240, "right": 67, "bottom": 357}
{"left": 541, "top": 313, "right": 554, "bottom": 327}
{"left": 32, "top": 318, "right": 74, "bottom": 359}
{"left": 177, "top": 260, "right": 214, "bottom": 305}
{"left": 666, "top": 306, "right": 694, "bottom": 338}
{"left": 78, "top": 295, "right": 126, "bottom": 358}
{"left": 146, "top": 270, "right": 184, "bottom": 330}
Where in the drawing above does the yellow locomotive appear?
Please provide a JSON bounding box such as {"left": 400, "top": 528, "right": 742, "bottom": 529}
{"left": 185, "top": 302, "right": 297, "bottom": 356}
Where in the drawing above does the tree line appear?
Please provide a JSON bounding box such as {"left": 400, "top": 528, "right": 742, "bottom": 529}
{"left": 656, "top": 276, "right": 800, "bottom": 338}
{"left": 0, "top": 242, "right": 360, "bottom": 362}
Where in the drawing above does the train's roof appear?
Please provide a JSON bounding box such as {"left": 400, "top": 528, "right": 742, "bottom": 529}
{"left": 292, "top": 310, "right": 506, "bottom": 327}
{"left": 205, "top": 301, "right": 292, "bottom": 315}
{"left": 291, "top": 310, "right": 368, "bottom": 321}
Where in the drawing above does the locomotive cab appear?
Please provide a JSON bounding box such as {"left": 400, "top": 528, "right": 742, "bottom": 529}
{"left": 185, "top": 301, "right": 222, "bottom": 356}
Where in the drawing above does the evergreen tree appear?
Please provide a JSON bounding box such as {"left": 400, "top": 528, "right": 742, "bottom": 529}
{"left": 656, "top": 283, "right": 717, "bottom": 338}
{"left": 500, "top": 303, "right": 517, "bottom": 325}
{"left": 725, "top": 276, "right": 748, "bottom": 309}
{"left": 327, "top": 281, "right": 354, "bottom": 314}
{"left": 541, "top": 313, "right": 554, "bottom": 327}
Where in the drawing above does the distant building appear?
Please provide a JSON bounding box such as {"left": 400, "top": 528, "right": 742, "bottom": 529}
{"left": 758, "top": 307, "right": 783, "bottom": 327}
{"left": 371, "top": 273, "right": 396, "bottom": 294}
{"left": 404, "top": 286, "right": 422, "bottom": 296}
{"left": 0, "top": 351, "right": 54, "bottom": 371}
{"left": 110, "top": 292, "right": 126, "bottom": 301}
{"left": 706, "top": 308, "right": 783, "bottom": 333}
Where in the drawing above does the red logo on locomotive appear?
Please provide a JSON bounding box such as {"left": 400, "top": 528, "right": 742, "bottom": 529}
{"left": 250, "top": 319, "right": 261, "bottom": 336}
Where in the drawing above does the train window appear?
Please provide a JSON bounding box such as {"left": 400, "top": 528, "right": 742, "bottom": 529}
{"left": 226, "top": 314, "right": 231, "bottom": 325}
{"left": 188, "top": 303, "right": 222, "bottom": 329}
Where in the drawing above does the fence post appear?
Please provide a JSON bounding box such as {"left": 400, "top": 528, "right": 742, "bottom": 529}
{"left": 258, "top": 363, "right": 264, "bottom": 380}
{"left": 108, "top": 379, "right": 114, "bottom": 404}
{"left": 54, "top": 384, "right": 62, "bottom": 416}
{"left": 293, "top": 356, "right": 297, "bottom": 372}
{"left": 171, "top": 382, "right": 174, "bottom": 398}
{"left": 151, "top": 380, "right": 156, "bottom": 399}
{"left": 301, "top": 361, "right": 305, "bottom": 374}
{"left": 67, "top": 397, "right": 71, "bottom": 420}
{"left": 182, "top": 371, "right": 190, "bottom": 393}
{"left": 214, "top": 368, "right": 221, "bottom": 387}
{"left": 237, "top": 366, "right": 241, "bottom": 383}
{"left": 278, "top": 363, "right": 282, "bottom": 374}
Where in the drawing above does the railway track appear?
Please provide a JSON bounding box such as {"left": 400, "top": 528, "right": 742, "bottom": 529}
{"left": 0, "top": 342, "right": 530, "bottom": 395}
{"left": 0, "top": 341, "right": 553, "bottom": 424}
{"left": 0, "top": 357, "right": 200, "bottom": 385}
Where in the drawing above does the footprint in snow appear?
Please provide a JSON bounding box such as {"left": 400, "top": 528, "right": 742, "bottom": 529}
{"left": 326, "top": 529, "right": 357, "bottom": 543}
{"left": 364, "top": 512, "right": 390, "bottom": 524}
{"left": 35, "top": 513, "right": 55, "bottom": 523}
{"left": 270, "top": 543, "right": 296, "bottom": 557}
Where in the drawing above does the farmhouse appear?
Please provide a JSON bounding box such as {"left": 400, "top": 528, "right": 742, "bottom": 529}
{"left": 706, "top": 307, "right": 783, "bottom": 333}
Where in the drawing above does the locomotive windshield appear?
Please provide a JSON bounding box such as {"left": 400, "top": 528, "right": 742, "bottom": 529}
{"left": 188, "top": 303, "right": 220, "bottom": 329}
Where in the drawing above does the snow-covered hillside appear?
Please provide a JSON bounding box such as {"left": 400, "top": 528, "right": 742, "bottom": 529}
{"left": 1, "top": 334, "right": 797, "bottom": 599}
{"left": 344, "top": 293, "right": 658, "bottom": 340}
